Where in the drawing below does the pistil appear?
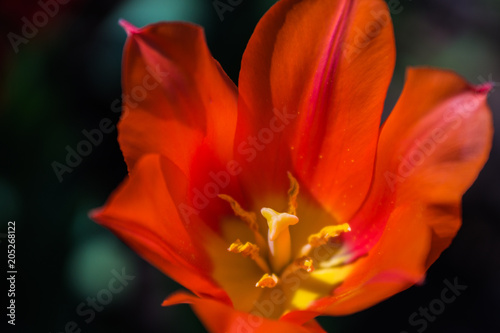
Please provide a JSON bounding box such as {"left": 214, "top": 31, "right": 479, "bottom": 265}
{"left": 261, "top": 208, "right": 298, "bottom": 273}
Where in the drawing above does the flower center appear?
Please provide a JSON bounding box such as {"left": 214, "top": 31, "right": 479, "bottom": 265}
{"left": 219, "top": 173, "right": 351, "bottom": 289}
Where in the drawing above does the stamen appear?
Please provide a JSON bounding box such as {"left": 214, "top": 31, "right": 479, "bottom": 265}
{"left": 219, "top": 194, "right": 267, "bottom": 250}
{"left": 227, "top": 239, "right": 271, "bottom": 273}
{"left": 219, "top": 194, "right": 258, "bottom": 230}
{"left": 227, "top": 239, "right": 259, "bottom": 257}
{"left": 287, "top": 172, "right": 299, "bottom": 215}
{"left": 279, "top": 256, "right": 315, "bottom": 282}
{"left": 307, "top": 224, "right": 351, "bottom": 247}
{"left": 300, "top": 223, "right": 351, "bottom": 256}
{"left": 295, "top": 256, "right": 314, "bottom": 273}
{"left": 261, "top": 208, "right": 298, "bottom": 273}
{"left": 255, "top": 273, "right": 278, "bottom": 288}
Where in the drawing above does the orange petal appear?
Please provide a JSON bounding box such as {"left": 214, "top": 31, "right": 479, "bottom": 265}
{"left": 236, "top": 0, "right": 395, "bottom": 220}
{"left": 346, "top": 68, "right": 493, "bottom": 260}
{"left": 376, "top": 68, "right": 492, "bottom": 267}
{"left": 118, "top": 21, "right": 244, "bottom": 232}
{"left": 118, "top": 21, "right": 238, "bottom": 174}
{"left": 285, "top": 68, "right": 493, "bottom": 318}
{"left": 280, "top": 200, "right": 435, "bottom": 323}
{"left": 314, "top": 202, "right": 431, "bottom": 316}
{"left": 90, "top": 154, "right": 231, "bottom": 304}
{"left": 163, "top": 292, "right": 326, "bottom": 333}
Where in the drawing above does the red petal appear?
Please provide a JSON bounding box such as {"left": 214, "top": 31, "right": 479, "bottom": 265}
{"left": 118, "top": 22, "right": 238, "bottom": 174}
{"left": 288, "top": 68, "right": 493, "bottom": 317}
{"left": 375, "top": 68, "right": 493, "bottom": 266}
{"left": 346, "top": 68, "right": 493, "bottom": 260}
{"left": 163, "top": 292, "right": 325, "bottom": 333}
{"left": 90, "top": 154, "right": 231, "bottom": 304}
{"left": 313, "top": 202, "right": 431, "bottom": 316}
{"left": 281, "top": 201, "right": 430, "bottom": 323}
{"left": 117, "top": 21, "right": 244, "bottom": 231}
{"left": 236, "top": 0, "right": 395, "bottom": 221}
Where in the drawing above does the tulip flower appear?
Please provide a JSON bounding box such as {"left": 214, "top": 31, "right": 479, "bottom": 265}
{"left": 91, "top": 0, "right": 493, "bottom": 331}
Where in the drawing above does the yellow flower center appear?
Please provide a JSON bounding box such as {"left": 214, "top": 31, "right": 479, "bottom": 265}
{"left": 220, "top": 172, "right": 351, "bottom": 289}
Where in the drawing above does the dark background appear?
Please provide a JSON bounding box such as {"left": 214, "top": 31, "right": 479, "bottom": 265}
{"left": 1, "top": 0, "right": 499, "bottom": 332}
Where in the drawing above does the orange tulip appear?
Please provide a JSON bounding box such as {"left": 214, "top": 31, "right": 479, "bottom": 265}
{"left": 91, "top": 0, "right": 493, "bottom": 331}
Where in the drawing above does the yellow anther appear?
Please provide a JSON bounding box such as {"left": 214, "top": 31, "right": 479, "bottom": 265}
{"left": 227, "top": 239, "right": 271, "bottom": 273}
{"left": 307, "top": 223, "right": 351, "bottom": 248}
{"left": 295, "top": 256, "right": 314, "bottom": 273}
{"left": 227, "top": 239, "right": 259, "bottom": 258}
{"left": 287, "top": 172, "right": 299, "bottom": 215}
{"left": 219, "top": 194, "right": 258, "bottom": 232}
{"left": 219, "top": 194, "right": 267, "bottom": 250}
{"left": 279, "top": 256, "right": 315, "bottom": 281}
{"left": 255, "top": 273, "right": 278, "bottom": 288}
{"left": 261, "top": 208, "right": 298, "bottom": 241}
